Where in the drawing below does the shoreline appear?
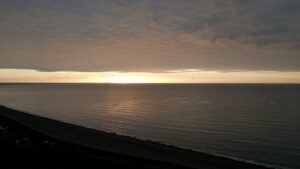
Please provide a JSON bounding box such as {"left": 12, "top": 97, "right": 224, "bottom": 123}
{"left": 0, "top": 105, "right": 274, "bottom": 169}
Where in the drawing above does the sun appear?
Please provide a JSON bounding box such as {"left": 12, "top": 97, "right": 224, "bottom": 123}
{"left": 104, "top": 76, "right": 147, "bottom": 84}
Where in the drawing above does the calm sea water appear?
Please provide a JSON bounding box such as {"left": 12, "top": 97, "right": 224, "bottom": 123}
{"left": 0, "top": 84, "right": 299, "bottom": 168}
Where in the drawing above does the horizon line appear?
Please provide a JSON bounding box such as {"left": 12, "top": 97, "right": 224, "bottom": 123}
{"left": 0, "top": 82, "right": 300, "bottom": 85}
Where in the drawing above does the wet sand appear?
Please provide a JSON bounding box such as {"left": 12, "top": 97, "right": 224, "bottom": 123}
{"left": 0, "top": 105, "right": 273, "bottom": 169}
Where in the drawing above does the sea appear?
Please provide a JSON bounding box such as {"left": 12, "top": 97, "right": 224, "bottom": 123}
{"left": 0, "top": 84, "right": 299, "bottom": 169}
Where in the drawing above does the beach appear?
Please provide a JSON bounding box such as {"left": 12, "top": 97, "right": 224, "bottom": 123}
{"left": 0, "top": 105, "right": 273, "bottom": 169}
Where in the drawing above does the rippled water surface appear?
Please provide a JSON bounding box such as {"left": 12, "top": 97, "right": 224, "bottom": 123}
{"left": 0, "top": 84, "right": 299, "bottom": 168}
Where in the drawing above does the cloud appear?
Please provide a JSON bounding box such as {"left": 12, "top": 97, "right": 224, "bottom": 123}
{"left": 0, "top": 0, "right": 299, "bottom": 72}
{"left": 151, "top": 0, "right": 300, "bottom": 47}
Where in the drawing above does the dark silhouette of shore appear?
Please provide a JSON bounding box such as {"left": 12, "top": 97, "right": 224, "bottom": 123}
{"left": 0, "top": 105, "right": 273, "bottom": 169}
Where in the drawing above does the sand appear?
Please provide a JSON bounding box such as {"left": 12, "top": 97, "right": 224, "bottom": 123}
{"left": 0, "top": 105, "right": 273, "bottom": 169}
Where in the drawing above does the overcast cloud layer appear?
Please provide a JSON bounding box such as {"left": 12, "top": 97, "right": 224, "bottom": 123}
{"left": 0, "top": 0, "right": 300, "bottom": 72}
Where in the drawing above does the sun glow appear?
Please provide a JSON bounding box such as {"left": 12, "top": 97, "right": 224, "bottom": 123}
{"left": 104, "top": 76, "right": 147, "bottom": 84}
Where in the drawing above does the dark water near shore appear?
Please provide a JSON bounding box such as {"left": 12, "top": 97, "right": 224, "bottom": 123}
{"left": 0, "top": 84, "right": 299, "bottom": 168}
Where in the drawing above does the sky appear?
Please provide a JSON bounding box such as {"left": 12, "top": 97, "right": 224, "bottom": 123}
{"left": 0, "top": 0, "right": 300, "bottom": 83}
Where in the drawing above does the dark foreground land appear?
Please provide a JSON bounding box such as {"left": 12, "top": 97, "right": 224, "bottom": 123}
{"left": 0, "top": 105, "right": 273, "bottom": 169}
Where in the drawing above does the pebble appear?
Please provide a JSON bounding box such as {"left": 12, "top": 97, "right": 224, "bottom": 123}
{"left": 0, "top": 125, "right": 6, "bottom": 130}
{"left": 15, "top": 139, "right": 21, "bottom": 144}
